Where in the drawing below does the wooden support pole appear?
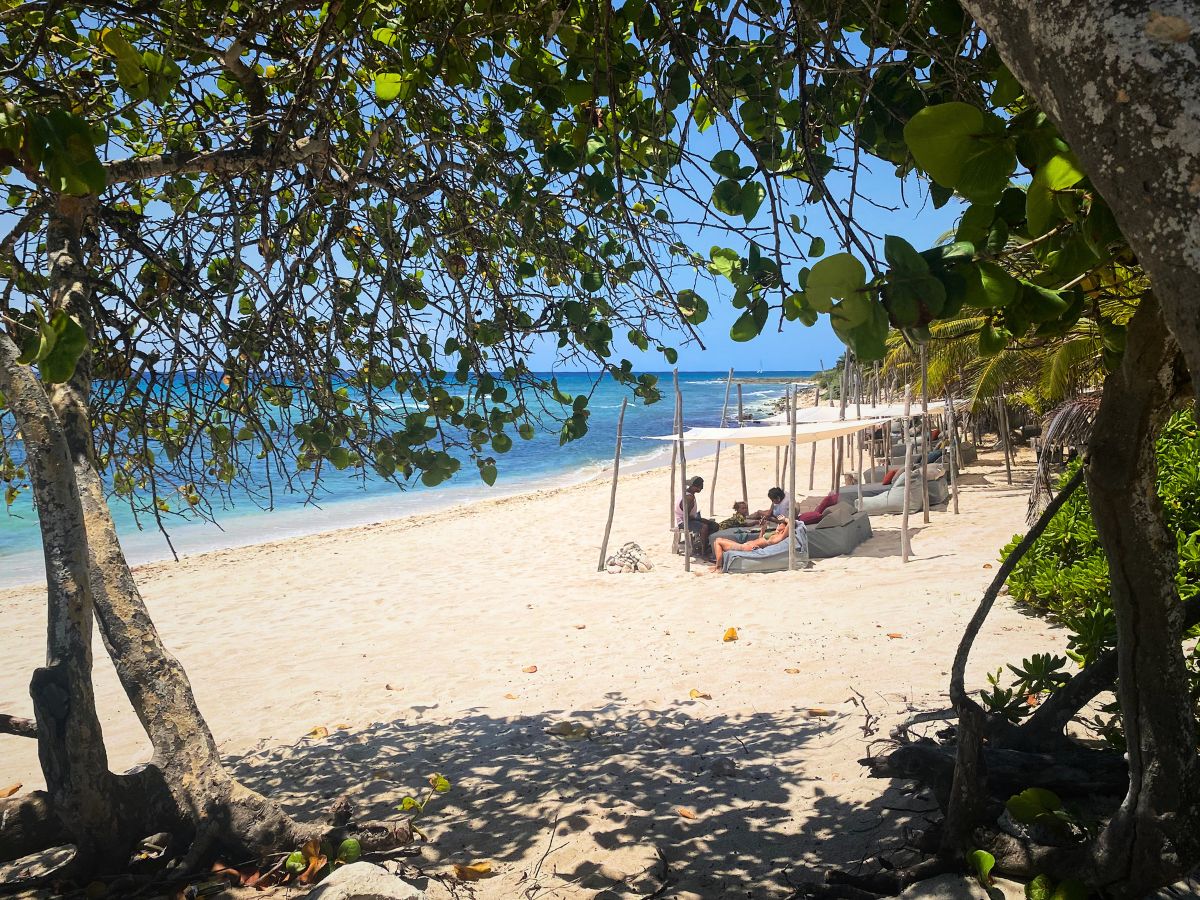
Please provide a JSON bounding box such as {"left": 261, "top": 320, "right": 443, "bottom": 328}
{"left": 709, "top": 367, "right": 734, "bottom": 516}
{"left": 854, "top": 365, "right": 864, "bottom": 508}
{"left": 998, "top": 392, "right": 1013, "bottom": 485}
{"left": 788, "top": 385, "right": 798, "bottom": 572}
{"left": 901, "top": 386, "right": 914, "bottom": 563}
{"left": 674, "top": 370, "right": 691, "bottom": 572}
{"left": 946, "top": 385, "right": 960, "bottom": 515}
{"left": 781, "top": 388, "right": 792, "bottom": 479}
{"left": 669, "top": 387, "right": 679, "bottom": 530}
{"left": 737, "top": 385, "right": 748, "bottom": 506}
{"left": 920, "top": 345, "right": 931, "bottom": 524}
{"left": 808, "top": 378, "right": 819, "bottom": 490}
{"left": 597, "top": 397, "right": 628, "bottom": 571}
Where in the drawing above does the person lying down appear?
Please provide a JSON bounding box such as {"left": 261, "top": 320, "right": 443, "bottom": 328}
{"left": 708, "top": 518, "right": 794, "bottom": 574}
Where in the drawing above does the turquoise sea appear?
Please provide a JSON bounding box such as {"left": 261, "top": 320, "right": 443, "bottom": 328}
{"left": 0, "top": 370, "right": 811, "bottom": 588}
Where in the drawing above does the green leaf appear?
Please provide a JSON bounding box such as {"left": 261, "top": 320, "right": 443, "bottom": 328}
{"left": 328, "top": 446, "right": 352, "bottom": 470}
{"left": 710, "top": 149, "right": 743, "bottom": 177}
{"left": 1026, "top": 874, "right": 1054, "bottom": 900}
{"left": 677, "top": 289, "right": 709, "bottom": 325}
{"left": 336, "top": 838, "right": 362, "bottom": 864}
{"left": 1026, "top": 154, "right": 1085, "bottom": 234}
{"left": 1005, "top": 787, "right": 1063, "bottom": 824}
{"left": 808, "top": 236, "right": 825, "bottom": 257}
{"left": 708, "top": 247, "right": 740, "bottom": 279}
{"left": 545, "top": 141, "right": 578, "bottom": 173}
{"left": 39, "top": 313, "right": 87, "bottom": 383}
{"left": 884, "top": 235, "right": 928, "bottom": 276}
{"left": 480, "top": 463, "right": 497, "bottom": 486}
{"left": 17, "top": 321, "right": 56, "bottom": 365}
{"left": 805, "top": 253, "right": 866, "bottom": 313}
{"left": 903, "top": 102, "right": 985, "bottom": 187}
{"left": 580, "top": 271, "right": 603, "bottom": 292}
{"left": 432, "top": 774, "right": 451, "bottom": 792}
{"left": 831, "top": 298, "right": 889, "bottom": 362}
{"left": 956, "top": 202, "right": 995, "bottom": 245}
{"left": 962, "top": 260, "right": 1020, "bottom": 308}
{"left": 491, "top": 431, "right": 513, "bottom": 453}
{"left": 398, "top": 796, "right": 420, "bottom": 811}
{"left": 711, "top": 180, "right": 743, "bottom": 217}
{"left": 740, "top": 182, "right": 766, "bottom": 223}
{"left": 375, "top": 72, "right": 414, "bottom": 103}
{"left": 967, "top": 849, "right": 995, "bottom": 887}
{"left": 1050, "top": 880, "right": 1088, "bottom": 900}
{"left": 957, "top": 140, "right": 1016, "bottom": 203}
{"left": 729, "top": 309, "right": 761, "bottom": 342}
{"left": 1040, "top": 153, "right": 1086, "bottom": 191}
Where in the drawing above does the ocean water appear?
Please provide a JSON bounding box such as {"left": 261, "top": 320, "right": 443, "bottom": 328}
{"left": 0, "top": 370, "right": 810, "bottom": 589}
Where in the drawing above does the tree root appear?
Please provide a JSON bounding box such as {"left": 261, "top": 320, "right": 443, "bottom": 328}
{"left": 0, "top": 791, "right": 70, "bottom": 866}
{"left": 0, "top": 714, "right": 36, "bottom": 739}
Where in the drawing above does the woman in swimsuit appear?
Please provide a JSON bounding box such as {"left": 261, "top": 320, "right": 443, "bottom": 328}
{"left": 708, "top": 518, "right": 792, "bottom": 573}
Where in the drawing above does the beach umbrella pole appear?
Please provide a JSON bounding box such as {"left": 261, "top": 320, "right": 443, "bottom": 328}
{"left": 737, "top": 385, "right": 748, "bottom": 505}
{"left": 597, "top": 397, "right": 628, "bottom": 572}
{"left": 920, "top": 345, "right": 931, "bottom": 524}
{"left": 901, "top": 386, "right": 914, "bottom": 563}
{"left": 788, "top": 386, "right": 798, "bottom": 572}
{"left": 946, "top": 385, "right": 960, "bottom": 515}
{"left": 709, "top": 367, "right": 734, "bottom": 517}
{"left": 674, "top": 369, "right": 691, "bottom": 571}
{"left": 998, "top": 392, "right": 1013, "bottom": 485}
{"left": 808, "top": 381, "right": 819, "bottom": 490}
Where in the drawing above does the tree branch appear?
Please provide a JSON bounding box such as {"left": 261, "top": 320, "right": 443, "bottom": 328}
{"left": 0, "top": 713, "right": 37, "bottom": 738}
{"left": 104, "top": 135, "right": 327, "bottom": 184}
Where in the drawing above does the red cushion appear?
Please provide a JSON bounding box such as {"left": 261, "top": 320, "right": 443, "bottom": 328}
{"left": 797, "top": 510, "right": 824, "bottom": 525}
{"left": 882, "top": 467, "right": 900, "bottom": 485}
{"left": 814, "top": 492, "right": 840, "bottom": 515}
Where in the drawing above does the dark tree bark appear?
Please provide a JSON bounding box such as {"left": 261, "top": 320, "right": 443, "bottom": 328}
{"left": 1081, "top": 297, "right": 1198, "bottom": 895}
{"left": 0, "top": 198, "right": 412, "bottom": 877}
{"left": 960, "top": 0, "right": 1200, "bottom": 387}
{"left": 0, "top": 793, "right": 68, "bottom": 864}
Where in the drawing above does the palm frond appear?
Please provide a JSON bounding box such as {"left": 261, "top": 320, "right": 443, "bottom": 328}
{"left": 1026, "top": 396, "right": 1103, "bottom": 521}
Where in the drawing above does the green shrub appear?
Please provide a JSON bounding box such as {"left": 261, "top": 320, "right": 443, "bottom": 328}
{"left": 989, "top": 406, "right": 1200, "bottom": 740}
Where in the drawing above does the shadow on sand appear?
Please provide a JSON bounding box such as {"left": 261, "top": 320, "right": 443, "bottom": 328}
{"left": 229, "top": 698, "right": 938, "bottom": 898}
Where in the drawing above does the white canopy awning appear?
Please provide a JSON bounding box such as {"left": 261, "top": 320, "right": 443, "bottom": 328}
{"left": 645, "top": 417, "right": 881, "bottom": 448}
{"left": 761, "top": 399, "right": 959, "bottom": 425}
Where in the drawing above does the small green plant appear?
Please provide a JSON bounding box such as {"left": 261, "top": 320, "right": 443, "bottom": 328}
{"left": 980, "top": 654, "right": 1072, "bottom": 722}
{"left": 1025, "top": 873, "right": 1089, "bottom": 899}
{"left": 1005, "top": 788, "right": 1076, "bottom": 839}
{"left": 396, "top": 771, "right": 452, "bottom": 840}
{"left": 968, "top": 848, "right": 995, "bottom": 888}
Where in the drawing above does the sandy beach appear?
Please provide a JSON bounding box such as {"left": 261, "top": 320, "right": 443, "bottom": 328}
{"left": 0, "top": 441, "right": 1061, "bottom": 898}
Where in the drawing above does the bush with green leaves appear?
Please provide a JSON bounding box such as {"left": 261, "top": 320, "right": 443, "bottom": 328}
{"left": 986, "top": 406, "right": 1200, "bottom": 739}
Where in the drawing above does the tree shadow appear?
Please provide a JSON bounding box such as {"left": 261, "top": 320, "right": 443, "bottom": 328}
{"left": 227, "top": 698, "right": 938, "bottom": 898}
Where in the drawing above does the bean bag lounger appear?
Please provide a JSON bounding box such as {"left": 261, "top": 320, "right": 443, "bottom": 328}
{"left": 807, "top": 505, "right": 874, "bottom": 558}
{"left": 722, "top": 525, "right": 810, "bottom": 574}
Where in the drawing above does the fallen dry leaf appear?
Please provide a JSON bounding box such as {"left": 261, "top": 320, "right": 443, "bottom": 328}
{"left": 452, "top": 861, "right": 495, "bottom": 881}
{"left": 306, "top": 725, "right": 329, "bottom": 739}
{"left": 503, "top": 692, "right": 518, "bottom": 700}
{"left": 573, "top": 624, "right": 586, "bottom": 630}
{"left": 887, "top": 633, "right": 904, "bottom": 639}
{"left": 545, "top": 721, "right": 592, "bottom": 741}
{"left": 722, "top": 627, "right": 739, "bottom": 642}
{"left": 522, "top": 665, "right": 538, "bottom": 673}
{"left": 688, "top": 689, "right": 712, "bottom": 700}
{"left": 982, "top": 563, "right": 993, "bottom": 569}
{"left": 385, "top": 683, "right": 400, "bottom": 691}
{"left": 784, "top": 668, "right": 800, "bottom": 674}
{"left": 677, "top": 806, "right": 698, "bottom": 820}
{"left": 1026, "top": 694, "right": 1040, "bottom": 707}
{"left": 0, "top": 783, "right": 21, "bottom": 799}
{"left": 805, "top": 707, "right": 835, "bottom": 717}
{"left": 336, "top": 723, "right": 351, "bottom": 730}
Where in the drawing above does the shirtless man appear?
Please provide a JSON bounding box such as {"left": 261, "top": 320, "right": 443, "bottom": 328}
{"left": 708, "top": 517, "right": 793, "bottom": 573}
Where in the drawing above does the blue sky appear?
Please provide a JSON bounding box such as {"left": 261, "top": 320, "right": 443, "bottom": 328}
{"left": 527, "top": 141, "right": 966, "bottom": 374}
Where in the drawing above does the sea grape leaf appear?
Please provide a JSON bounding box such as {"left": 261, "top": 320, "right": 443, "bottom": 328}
{"left": 903, "top": 102, "right": 984, "bottom": 188}
{"left": 805, "top": 253, "right": 866, "bottom": 313}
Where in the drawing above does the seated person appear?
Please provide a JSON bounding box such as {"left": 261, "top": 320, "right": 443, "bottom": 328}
{"left": 709, "top": 518, "right": 794, "bottom": 573}
{"left": 751, "top": 487, "right": 790, "bottom": 522}
{"left": 717, "top": 500, "right": 750, "bottom": 530}
{"left": 676, "top": 476, "right": 718, "bottom": 557}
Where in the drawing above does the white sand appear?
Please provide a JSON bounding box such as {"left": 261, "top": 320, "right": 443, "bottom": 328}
{"left": 0, "top": 443, "right": 1063, "bottom": 897}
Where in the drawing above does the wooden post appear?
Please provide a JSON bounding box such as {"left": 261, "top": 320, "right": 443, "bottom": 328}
{"left": 901, "top": 386, "right": 914, "bottom": 563}
{"left": 998, "top": 392, "right": 1013, "bottom": 485}
{"left": 597, "top": 397, "right": 628, "bottom": 572}
{"left": 946, "top": 385, "right": 960, "bottom": 515}
{"left": 920, "top": 345, "right": 931, "bottom": 524}
{"left": 709, "top": 367, "right": 734, "bottom": 517}
{"left": 834, "top": 355, "right": 849, "bottom": 489}
{"left": 674, "top": 369, "right": 691, "bottom": 571}
{"left": 854, "top": 365, "right": 864, "bottom": 508}
{"left": 669, "top": 388, "right": 679, "bottom": 530}
{"left": 808, "top": 378, "right": 819, "bottom": 490}
{"left": 737, "top": 384, "right": 748, "bottom": 506}
{"left": 781, "top": 386, "right": 792, "bottom": 479}
{"left": 788, "top": 385, "right": 798, "bottom": 572}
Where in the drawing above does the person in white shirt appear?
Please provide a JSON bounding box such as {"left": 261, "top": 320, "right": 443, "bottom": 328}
{"left": 752, "top": 487, "right": 789, "bottom": 522}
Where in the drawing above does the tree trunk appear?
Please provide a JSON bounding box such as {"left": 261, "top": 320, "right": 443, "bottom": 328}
{"left": 958, "top": 0, "right": 1200, "bottom": 429}
{"left": 5, "top": 199, "right": 407, "bottom": 875}
{"left": 0, "top": 207, "right": 125, "bottom": 870}
{"left": 1081, "top": 296, "right": 1199, "bottom": 896}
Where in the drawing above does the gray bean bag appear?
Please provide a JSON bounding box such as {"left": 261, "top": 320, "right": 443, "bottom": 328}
{"left": 807, "top": 506, "right": 873, "bottom": 558}
{"left": 722, "top": 525, "right": 810, "bottom": 574}
{"left": 856, "top": 471, "right": 949, "bottom": 514}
